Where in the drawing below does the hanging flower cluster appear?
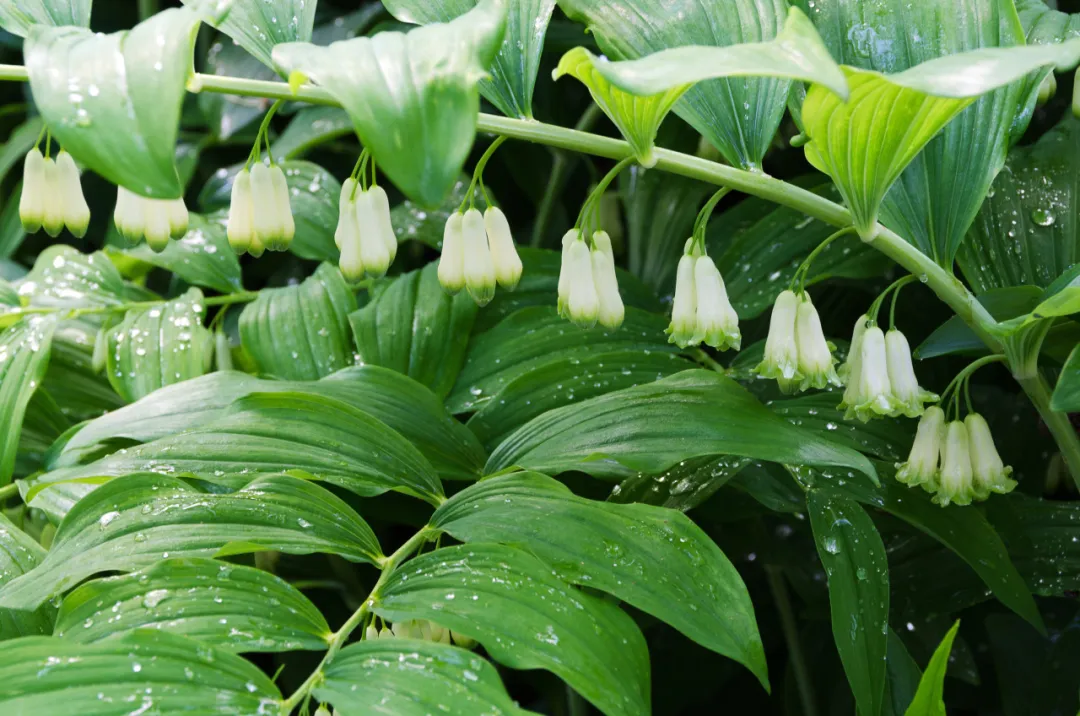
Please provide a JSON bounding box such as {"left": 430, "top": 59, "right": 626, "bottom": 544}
{"left": 19, "top": 148, "right": 90, "bottom": 238}
{"left": 667, "top": 240, "right": 741, "bottom": 351}
{"left": 838, "top": 318, "right": 939, "bottom": 422}
{"left": 554, "top": 229, "right": 624, "bottom": 329}
{"left": 334, "top": 179, "right": 398, "bottom": 281}
{"left": 227, "top": 163, "right": 295, "bottom": 257}
{"left": 438, "top": 206, "right": 522, "bottom": 305}
{"left": 364, "top": 619, "right": 476, "bottom": 648}
{"left": 754, "top": 289, "right": 841, "bottom": 393}
{"left": 114, "top": 187, "right": 190, "bottom": 253}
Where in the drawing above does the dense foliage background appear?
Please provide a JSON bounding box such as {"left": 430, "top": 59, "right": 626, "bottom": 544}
{"left": 0, "top": 0, "right": 1079, "bottom": 714}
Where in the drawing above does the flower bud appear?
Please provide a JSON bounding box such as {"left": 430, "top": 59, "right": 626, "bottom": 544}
{"left": 268, "top": 165, "right": 294, "bottom": 250}
{"left": 249, "top": 162, "right": 279, "bottom": 247}
{"left": 666, "top": 251, "right": 698, "bottom": 347}
{"left": 591, "top": 231, "right": 624, "bottom": 329}
{"left": 356, "top": 190, "right": 391, "bottom": 279}
{"left": 485, "top": 206, "right": 523, "bottom": 289}
{"left": 391, "top": 620, "right": 423, "bottom": 640}
{"left": 566, "top": 238, "right": 600, "bottom": 327}
{"left": 438, "top": 212, "right": 466, "bottom": 293}
{"left": 315, "top": 706, "right": 331, "bottom": 716}
{"left": 56, "top": 151, "right": 90, "bottom": 238}
{"left": 692, "top": 255, "right": 740, "bottom": 351}
{"left": 895, "top": 405, "right": 944, "bottom": 490}
{"left": 965, "top": 413, "right": 1016, "bottom": 499}
{"left": 839, "top": 315, "right": 868, "bottom": 384}
{"left": 19, "top": 148, "right": 46, "bottom": 234}
{"left": 462, "top": 207, "right": 496, "bottom": 306}
{"left": 795, "top": 293, "right": 839, "bottom": 390}
{"left": 166, "top": 198, "right": 188, "bottom": 240}
{"left": 227, "top": 169, "right": 255, "bottom": 254}
{"left": 557, "top": 229, "right": 579, "bottom": 317}
{"left": 364, "top": 624, "right": 379, "bottom": 641}
{"left": 40, "top": 158, "right": 65, "bottom": 238}
{"left": 368, "top": 184, "right": 398, "bottom": 266}
{"left": 114, "top": 186, "right": 143, "bottom": 242}
{"left": 336, "top": 193, "right": 365, "bottom": 282}
{"left": 755, "top": 290, "right": 802, "bottom": 392}
{"left": 934, "top": 420, "right": 975, "bottom": 507}
{"left": 144, "top": 199, "right": 173, "bottom": 252}
{"left": 842, "top": 325, "right": 902, "bottom": 421}
{"left": 335, "top": 179, "right": 358, "bottom": 250}
{"left": 247, "top": 232, "right": 265, "bottom": 258}
{"left": 885, "top": 328, "right": 938, "bottom": 417}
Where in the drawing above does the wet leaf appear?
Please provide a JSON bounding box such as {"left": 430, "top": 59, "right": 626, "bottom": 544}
{"left": 183, "top": 0, "right": 315, "bottom": 71}
{"left": 0, "top": 316, "right": 57, "bottom": 486}
{"left": 0, "top": 0, "right": 90, "bottom": 38}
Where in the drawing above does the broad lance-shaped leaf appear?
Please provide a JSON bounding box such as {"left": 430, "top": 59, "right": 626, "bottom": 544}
{"left": 273, "top": 0, "right": 507, "bottom": 206}
{"left": 182, "top": 0, "right": 315, "bottom": 71}
{"left": 316, "top": 640, "right": 528, "bottom": 716}
{"left": 55, "top": 558, "right": 332, "bottom": 652}
{"left": 104, "top": 287, "right": 214, "bottom": 403}
{"left": 351, "top": 263, "right": 478, "bottom": 400}
{"left": 487, "top": 369, "right": 878, "bottom": 483}
{"left": 432, "top": 472, "right": 769, "bottom": 688}
{"left": 56, "top": 367, "right": 483, "bottom": 482}
{"left": 0, "top": 473, "right": 382, "bottom": 610}
{"left": 239, "top": 263, "right": 356, "bottom": 380}
{"left": 0, "top": 631, "right": 281, "bottom": 712}
{"left": 373, "top": 543, "right": 650, "bottom": 716}
{"left": 24, "top": 7, "right": 207, "bottom": 199}
{"left": 30, "top": 391, "right": 444, "bottom": 506}
{"left": 903, "top": 621, "right": 960, "bottom": 716}
{"left": 0, "top": 0, "right": 90, "bottom": 38}
{"left": 271, "top": 107, "right": 353, "bottom": 160}
{"left": 17, "top": 246, "right": 126, "bottom": 310}
{"left": 382, "top": 0, "right": 556, "bottom": 119}
{"left": 1051, "top": 344, "right": 1080, "bottom": 412}
{"left": 0, "top": 316, "right": 56, "bottom": 486}
{"left": 0, "top": 514, "right": 53, "bottom": 638}
{"left": 809, "top": 492, "right": 889, "bottom": 716}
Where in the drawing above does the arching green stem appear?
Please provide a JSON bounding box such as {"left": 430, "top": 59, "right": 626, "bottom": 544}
{"left": 789, "top": 226, "right": 856, "bottom": 293}
{"left": 461, "top": 135, "right": 507, "bottom": 212}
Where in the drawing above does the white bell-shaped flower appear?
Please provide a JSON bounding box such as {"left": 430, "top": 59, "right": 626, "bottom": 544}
{"left": 143, "top": 198, "right": 173, "bottom": 252}
{"left": 356, "top": 190, "right": 391, "bottom": 279}
{"left": 755, "top": 289, "right": 802, "bottom": 393}
{"left": 934, "top": 420, "right": 975, "bottom": 507}
{"left": 885, "top": 328, "right": 939, "bottom": 417}
{"left": 692, "top": 255, "right": 740, "bottom": 351}
{"left": 227, "top": 169, "right": 255, "bottom": 254}
{"left": 114, "top": 186, "right": 141, "bottom": 242}
{"left": 55, "top": 151, "right": 90, "bottom": 238}
{"left": 667, "top": 250, "right": 697, "bottom": 348}
{"left": 368, "top": 185, "right": 398, "bottom": 266}
{"left": 839, "top": 314, "right": 869, "bottom": 385}
{"left": 566, "top": 237, "right": 599, "bottom": 328}
{"left": 485, "top": 206, "right": 523, "bottom": 290}
{"left": 965, "top": 413, "right": 1016, "bottom": 499}
{"left": 19, "top": 148, "right": 46, "bottom": 234}
{"left": 267, "top": 164, "right": 294, "bottom": 251}
{"left": 841, "top": 325, "right": 903, "bottom": 421}
{"left": 249, "top": 163, "right": 277, "bottom": 244}
{"left": 114, "top": 187, "right": 189, "bottom": 252}
{"left": 438, "top": 212, "right": 465, "bottom": 293}
{"left": 335, "top": 182, "right": 365, "bottom": 282}
{"left": 794, "top": 293, "right": 840, "bottom": 391}
{"left": 335, "top": 179, "right": 357, "bottom": 250}
{"left": 40, "top": 158, "right": 65, "bottom": 238}
{"left": 391, "top": 620, "right": 424, "bottom": 640}
{"left": 895, "top": 405, "right": 945, "bottom": 490}
{"left": 462, "top": 207, "right": 496, "bottom": 306}
{"left": 557, "top": 229, "right": 579, "bottom": 317}
{"left": 591, "top": 230, "right": 624, "bottom": 329}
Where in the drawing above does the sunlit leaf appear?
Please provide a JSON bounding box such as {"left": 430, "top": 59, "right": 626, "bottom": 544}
{"left": 55, "top": 557, "right": 332, "bottom": 652}
{"left": 373, "top": 543, "right": 650, "bottom": 716}
{"left": 273, "top": 0, "right": 507, "bottom": 206}
{"left": 0, "top": 316, "right": 56, "bottom": 486}
{"left": 183, "top": 0, "right": 316, "bottom": 71}
{"left": 25, "top": 7, "right": 206, "bottom": 198}
{"left": 383, "top": 0, "right": 557, "bottom": 119}
{"left": 1, "top": 473, "right": 382, "bottom": 609}
{"left": 433, "top": 472, "right": 769, "bottom": 688}
{"left": 0, "top": 0, "right": 90, "bottom": 38}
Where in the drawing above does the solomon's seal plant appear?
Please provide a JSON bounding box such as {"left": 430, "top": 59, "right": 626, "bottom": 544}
{"left": 0, "top": 1, "right": 1076, "bottom": 715}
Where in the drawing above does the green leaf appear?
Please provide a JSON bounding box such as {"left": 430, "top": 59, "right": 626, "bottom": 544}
{"left": 270, "top": 106, "right": 352, "bottom": 160}
{"left": 771, "top": 393, "right": 913, "bottom": 463}
{"left": 390, "top": 176, "right": 490, "bottom": 250}
{"left": 198, "top": 34, "right": 278, "bottom": 140}
{"left": 103, "top": 287, "right": 214, "bottom": 403}
{"left": 467, "top": 350, "right": 694, "bottom": 451}
{"left": 960, "top": 115, "right": 1080, "bottom": 292}
{"left": 0, "top": 316, "right": 57, "bottom": 486}
{"left": 0, "top": 514, "right": 53, "bottom": 638}
{"left": 373, "top": 542, "right": 650, "bottom": 716}
{"left": 487, "top": 369, "right": 878, "bottom": 482}
{"left": 43, "top": 320, "right": 124, "bottom": 422}
{"left": 18, "top": 246, "right": 127, "bottom": 310}
{"left": 33, "top": 391, "right": 444, "bottom": 506}
{"left": 433, "top": 472, "right": 769, "bottom": 688}
{"left": 447, "top": 306, "right": 676, "bottom": 413}
{"left": 0, "top": 185, "right": 26, "bottom": 261}
{"left": 914, "top": 287, "right": 1043, "bottom": 359}
{"left": 273, "top": 0, "right": 507, "bottom": 206}
{"left": 985, "top": 494, "right": 1080, "bottom": 598}
{"left": 316, "top": 639, "right": 529, "bottom": 716}
{"left": 199, "top": 160, "right": 342, "bottom": 261}
{"left": 1017, "top": 0, "right": 1080, "bottom": 44}
{"left": 0, "top": 473, "right": 382, "bottom": 610}
{"left": 903, "top": 620, "right": 960, "bottom": 716}
{"left": 239, "top": 263, "right": 357, "bottom": 380}
{"left": 0, "top": 0, "right": 90, "bottom": 38}
{"left": 350, "top": 263, "right": 478, "bottom": 399}
{"left": 110, "top": 213, "right": 244, "bottom": 295}
{"left": 55, "top": 557, "right": 332, "bottom": 652}
{"left": 611, "top": 455, "right": 751, "bottom": 512}
{"left": 57, "top": 366, "right": 484, "bottom": 482}
{"left": 1050, "top": 344, "right": 1080, "bottom": 411}
{"left": 0, "top": 631, "right": 281, "bottom": 711}
{"left": 707, "top": 180, "right": 892, "bottom": 319}
{"left": 184, "top": 0, "right": 315, "bottom": 71}
{"left": 17, "top": 388, "right": 68, "bottom": 479}
{"left": 24, "top": 7, "right": 205, "bottom": 199}
{"left": 808, "top": 492, "right": 889, "bottom": 716}
{"left": 885, "top": 630, "right": 923, "bottom": 716}
{"left": 557, "top": 0, "right": 794, "bottom": 170}
{"left": 383, "top": 0, "right": 556, "bottom": 119}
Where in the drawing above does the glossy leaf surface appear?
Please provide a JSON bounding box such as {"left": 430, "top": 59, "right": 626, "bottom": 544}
{"left": 0, "top": 316, "right": 56, "bottom": 486}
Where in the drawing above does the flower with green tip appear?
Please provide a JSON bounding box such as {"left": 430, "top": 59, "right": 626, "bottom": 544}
{"left": 666, "top": 251, "right": 698, "bottom": 348}
{"left": 438, "top": 212, "right": 466, "bottom": 293}
{"left": 335, "top": 180, "right": 365, "bottom": 281}
{"left": 227, "top": 168, "right": 255, "bottom": 254}
{"left": 368, "top": 184, "right": 398, "bottom": 266}
{"left": 885, "top": 328, "right": 939, "bottom": 417}
{"left": 692, "top": 255, "right": 740, "bottom": 351}
{"left": 965, "top": 413, "right": 1016, "bottom": 500}
{"left": 462, "top": 207, "right": 496, "bottom": 306}
{"left": 934, "top": 420, "right": 976, "bottom": 507}
{"left": 55, "top": 150, "right": 90, "bottom": 238}
{"left": 19, "top": 148, "right": 46, "bottom": 234}
{"left": 895, "top": 405, "right": 945, "bottom": 490}
{"left": 591, "top": 230, "right": 624, "bottom": 329}
{"left": 485, "top": 206, "right": 523, "bottom": 290}
{"left": 356, "top": 190, "right": 391, "bottom": 279}
{"left": 754, "top": 289, "right": 802, "bottom": 392}
{"left": 557, "top": 229, "right": 579, "bottom": 317}
{"left": 114, "top": 186, "right": 189, "bottom": 253}
{"left": 840, "top": 325, "right": 904, "bottom": 421}
{"left": 794, "top": 293, "right": 840, "bottom": 391}
{"left": 564, "top": 237, "right": 599, "bottom": 328}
